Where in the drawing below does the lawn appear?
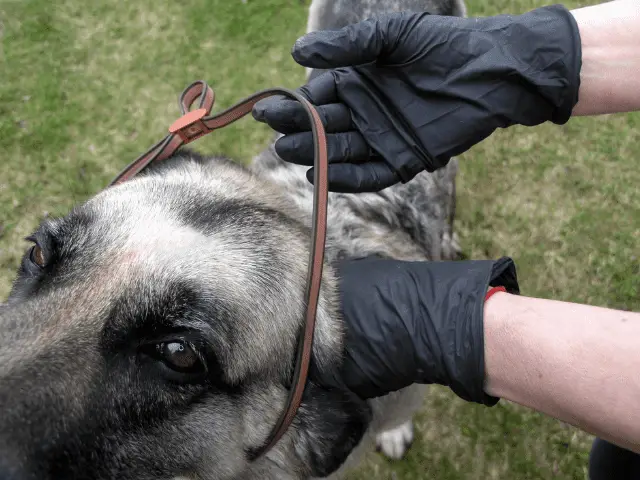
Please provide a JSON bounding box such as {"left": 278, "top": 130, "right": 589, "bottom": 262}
{"left": 1, "top": 0, "right": 638, "bottom": 478}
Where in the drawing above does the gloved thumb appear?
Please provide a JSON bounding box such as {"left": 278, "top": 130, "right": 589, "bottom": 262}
{"left": 292, "top": 12, "right": 421, "bottom": 68}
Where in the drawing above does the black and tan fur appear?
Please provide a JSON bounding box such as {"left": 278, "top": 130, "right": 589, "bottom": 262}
{"left": 0, "top": 0, "right": 465, "bottom": 478}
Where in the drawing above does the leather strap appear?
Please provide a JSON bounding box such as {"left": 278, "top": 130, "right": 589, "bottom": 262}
{"left": 108, "top": 80, "right": 329, "bottom": 461}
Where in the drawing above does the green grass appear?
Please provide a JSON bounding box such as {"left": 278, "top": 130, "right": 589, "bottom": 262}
{"left": 0, "top": 0, "right": 638, "bottom": 478}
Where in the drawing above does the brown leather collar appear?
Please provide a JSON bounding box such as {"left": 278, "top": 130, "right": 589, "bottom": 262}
{"left": 108, "top": 80, "right": 328, "bottom": 461}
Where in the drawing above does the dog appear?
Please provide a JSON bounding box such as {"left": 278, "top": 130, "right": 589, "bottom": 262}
{"left": 0, "top": 0, "right": 465, "bottom": 478}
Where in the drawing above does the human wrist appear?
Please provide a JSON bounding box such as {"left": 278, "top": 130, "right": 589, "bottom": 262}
{"left": 570, "top": 0, "right": 640, "bottom": 116}
{"left": 482, "top": 290, "right": 517, "bottom": 399}
{"left": 482, "top": 292, "right": 547, "bottom": 402}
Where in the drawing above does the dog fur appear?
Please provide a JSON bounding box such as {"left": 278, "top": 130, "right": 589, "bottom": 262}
{"left": 0, "top": 0, "right": 465, "bottom": 478}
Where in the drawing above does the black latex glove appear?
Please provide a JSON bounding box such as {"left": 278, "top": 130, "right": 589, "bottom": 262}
{"left": 336, "top": 256, "right": 520, "bottom": 403}
{"left": 252, "top": 4, "right": 581, "bottom": 192}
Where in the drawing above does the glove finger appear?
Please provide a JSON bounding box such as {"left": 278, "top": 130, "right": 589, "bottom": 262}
{"left": 275, "top": 131, "right": 373, "bottom": 166}
{"left": 253, "top": 71, "right": 340, "bottom": 130}
{"left": 297, "top": 71, "right": 340, "bottom": 105}
{"left": 253, "top": 100, "right": 353, "bottom": 134}
{"left": 252, "top": 94, "right": 287, "bottom": 122}
{"left": 306, "top": 162, "right": 400, "bottom": 193}
{"left": 292, "top": 18, "right": 382, "bottom": 68}
{"left": 292, "top": 13, "right": 414, "bottom": 68}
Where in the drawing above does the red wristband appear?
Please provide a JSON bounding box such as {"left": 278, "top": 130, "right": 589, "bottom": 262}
{"left": 485, "top": 286, "right": 507, "bottom": 302}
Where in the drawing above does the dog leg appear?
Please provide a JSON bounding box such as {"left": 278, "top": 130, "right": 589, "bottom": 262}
{"left": 375, "top": 420, "right": 415, "bottom": 460}
{"left": 366, "top": 383, "right": 427, "bottom": 461}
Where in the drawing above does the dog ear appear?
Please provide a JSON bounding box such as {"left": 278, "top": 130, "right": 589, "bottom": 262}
{"left": 296, "top": 381, "right": 372, "bottom": 477}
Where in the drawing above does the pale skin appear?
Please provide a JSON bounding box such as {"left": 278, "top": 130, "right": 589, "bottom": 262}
{"left": 571, "top": 0, "right": 640, "bottom": 116}
{"left": 484, "top": 294, "right": 640, "bottom": 454}
{"left": 482, "top": 1, "right": 640, "bottom": 454}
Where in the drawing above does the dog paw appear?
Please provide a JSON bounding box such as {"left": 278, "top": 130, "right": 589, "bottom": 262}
{"left": 450, "top": 232, "right": 462, "bottom": 256}
{"left": 375, "top": 421, "right": 414, "bottom": 460}
{"left": 441, "top": 231, "right": 463, "bottom": 260}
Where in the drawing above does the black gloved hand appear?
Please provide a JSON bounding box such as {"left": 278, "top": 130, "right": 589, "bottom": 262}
{"left": 253, "top": 4, "right": 581, "bottom": 192}
{"left": 336, "top": 256, "right": 520, "bottom": 403}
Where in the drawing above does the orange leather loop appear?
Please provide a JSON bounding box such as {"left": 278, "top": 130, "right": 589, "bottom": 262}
{"left": 108, "top": 81, "right": 329, "bottom": 463}
{"left": 179, "top": 80, "right": 216, "bottom": 115}
{"left": 169, "top": 108, "right": 209, "bottom": 143}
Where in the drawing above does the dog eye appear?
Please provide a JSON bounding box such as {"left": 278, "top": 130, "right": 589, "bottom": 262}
{"left": 154, "top": 340, "right": 205, "bottom": 374}
{"left": 29, "top": 245, "right": 46, "bottom": 268}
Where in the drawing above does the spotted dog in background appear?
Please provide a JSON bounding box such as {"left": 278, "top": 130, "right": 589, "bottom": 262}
{"left": 0, "top": 0, "right": 465, "bottom": 478}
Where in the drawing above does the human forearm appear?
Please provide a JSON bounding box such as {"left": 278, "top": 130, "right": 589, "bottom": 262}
{"left": 484, "top": 292, "right": 640, "bottom": 453}
{"left": 571, "top": 0, "right": 640, "bottom": 116}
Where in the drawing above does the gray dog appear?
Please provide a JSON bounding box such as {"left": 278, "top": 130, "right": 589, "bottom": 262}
{"left": 0, "top": 0, "right": 465, "bottom": 478}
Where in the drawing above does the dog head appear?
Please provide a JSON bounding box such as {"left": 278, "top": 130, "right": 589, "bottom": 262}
{"left": 0, "top": 153, "right": 371, "bottom": 480}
